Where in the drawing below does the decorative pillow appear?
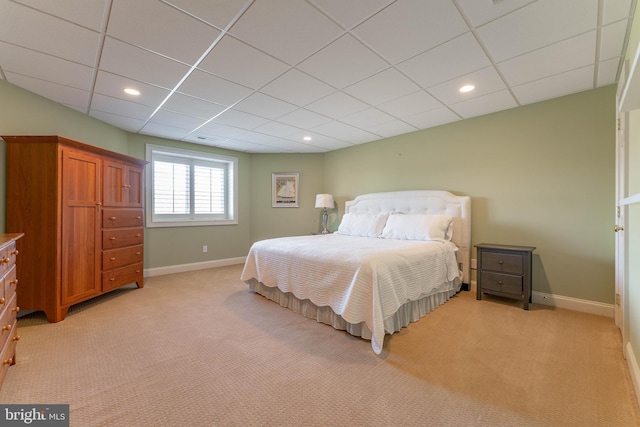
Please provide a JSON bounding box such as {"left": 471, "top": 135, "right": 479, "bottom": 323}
{"left": 381, "top": 214, "right": 453, "bottom": 241}
{"left": 335, "top": 213, "right": 389, "bottom": 237}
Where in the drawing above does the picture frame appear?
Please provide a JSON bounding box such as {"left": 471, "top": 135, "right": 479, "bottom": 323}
{"left": 272, "top": 172, "right": 299, "bottom": 208}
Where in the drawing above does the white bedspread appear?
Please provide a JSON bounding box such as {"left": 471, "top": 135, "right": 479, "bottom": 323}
{"left": 240, "top": 234, "right": 461, "bottom": 354}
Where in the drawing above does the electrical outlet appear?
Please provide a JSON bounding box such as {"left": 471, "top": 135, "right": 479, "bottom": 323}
{"left": 202, "top": 245, "right": 208, "bottom": 253}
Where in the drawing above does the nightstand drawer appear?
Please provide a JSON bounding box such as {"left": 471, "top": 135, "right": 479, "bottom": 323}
{"left": 481, "top": 252, "right": 523, "bottom": 275}
{"left": 480, "top": 271, "right": 523, "bottom": 295}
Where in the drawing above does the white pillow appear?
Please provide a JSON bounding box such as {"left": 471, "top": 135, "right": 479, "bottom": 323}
{"left": 335, "top": 213, "right": 389, "bottom": 237}
{"left": 381, "top": 214, "right": 453, "bottom": 241}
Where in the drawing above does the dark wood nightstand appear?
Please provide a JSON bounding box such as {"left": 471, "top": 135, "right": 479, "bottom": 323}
{"left": 475, "top": 243, "right": 536, "bottom": 310}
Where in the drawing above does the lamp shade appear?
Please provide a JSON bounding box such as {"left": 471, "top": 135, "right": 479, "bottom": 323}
{"left": 315, "top": 194, "right": 334, "bottom": 209}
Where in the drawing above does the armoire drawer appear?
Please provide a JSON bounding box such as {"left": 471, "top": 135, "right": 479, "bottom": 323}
{"left": 102, "top": 209, "right": 143, "bottom": 228}
{"left": 102, "top": 263, "right": 143, "bottom": 292}
{"left": 103, "top": 228, "right": 144, "bottom": 250}
{"left": 103, "top": 245, "right": 143, "bottom": 270}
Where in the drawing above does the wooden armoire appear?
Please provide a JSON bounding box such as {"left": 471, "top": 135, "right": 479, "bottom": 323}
{"left": 3, "top": 135, "right": 147, "bottom": 322}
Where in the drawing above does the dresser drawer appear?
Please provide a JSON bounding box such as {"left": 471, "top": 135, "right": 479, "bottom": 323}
{"left": 0, "top": 293, "right": 17, "bottom": 346}
{"left": 103, "top": 228, "right": 144, "bottom": 250}
{"left": 102, "top": 262, "right": 143, "bottom": 292}
{"left": 481, "top": 251, "right": 523, "bottom": 275}
{"left": 103, "top": 208, "right": 143, "bottom": 228}
{"left": 3, "top": 266, "right": 17, "bottom": 301}
{"left": 480, "top": 271, "right": 523, "bottom": 296}
{"left": 0, "top": 321, "right": 19, "bottom": 386}
{"left": 103, "top": 245, "right": 143, "bottom": 270}
{"left": 0, "top": 241, "right": 15, "bottom": 276}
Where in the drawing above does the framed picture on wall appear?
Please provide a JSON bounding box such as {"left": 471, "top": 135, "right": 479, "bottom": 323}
{"left": 272, "top": 172, "right": 299, "bottom": 208}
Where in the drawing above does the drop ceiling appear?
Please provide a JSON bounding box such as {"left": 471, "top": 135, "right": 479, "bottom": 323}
{"left": 0, "top": 0, "right": 635, "bottom": 153}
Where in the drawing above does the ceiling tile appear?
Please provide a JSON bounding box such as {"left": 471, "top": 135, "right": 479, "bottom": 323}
{"left": 211, "top": 109, "right": 270, "bottom": 129}
{"left": 0, "top": 42, "right": 94, "bottom": 90}
{"left": 94, "top": 71, "right": 170, "bottom": 106}
{"left": 107, "top": 0, "right": 221, "bottom": 65}
{"left": 298, "top": 34, "right": 388, "bottom": 89}
{"left": 13, "top": 0, "right": 108, "bottom": 30}
{"left": 197, "top": 121, "right": 247, "bottom": 139}
{"left": 353, "top": 0, "right": 467, "bottom": 63}
{"left": 162, "top": 0, "right": 250, "bottom": 29}
{"left": 428, "top": 67, "right": 507, "bottom": 105}
{"left": 397, "top": 33, "right": 491, "bottom": 89}
{"left": 477, "top": 0, "right": 598, "bottom": 62}
{"left": 253, "top": 121, "right": 304, "bottom": 138}
{"left": 311, "top": 0, "right": 395, "bottom": 29}
{"left": 366, "top": 119, "right": 417, "bottom": 138}
{"left": 276, "top": 108, "right": 333, "bottom": 129}
{"left": 161, "top": 93, "right": 226, "bottom": 119}
{"left": 198, "top": 36, "right": 290, "bottom": 89}
{"left": 233, "top": 92, "right": 298, "bottom": 119}
{"left": 141, "top": 121, "right": 193, "bottom": 139}
{"left": 6, "top": 72, "right": 90, "bottom": 110}
{"left": 340, "top": 108, "right": 396, "bottom": 130}
{"left": 512, "top": 65, "right": 595, "bottom": 105}
{"left": 90, "top": 93, "right": 156, "bottom": 120}
{"left": 449, "top": 89, "right": 518, "bottom": 119}
{"left": 99, "top": 37, "right": 191, "bottom": 90}
{"left": 499, "top": 31, "right": 596, "bottom": 87}
{"left": 261, "top": 69, "right": 335, "bottom": 106}
{"left": 229, "top": 0, "right": 343, "bottom": 65}
{"left": 598, "top": 57, "right": 620, "bottom": 86}
{"left": 344, "top": 68, "right": 420, "bottom": 105}
{"left": 305, "top": 91, "right": 369, "bottom": 119}
{"left": 177, "top": 69, "right": 253, "bottom": 106}
{"left": 377, "top": 91, "right": 443, "bottom": 118}
{"left": 600, "top": 20, "right": 629, "bottom": 61}
{"left": 455, "top": 0, "right": 536, "bottom": 27}
{"left": 150, "top": 109, "right": 209, "bottom": 130}
{"left": 602, "top": 0, "right": 633, "bottom": 25}
{"left": 312, "top": 120, "right": 378, "bottom": 144}
{"left": 0, "top": 0, "right": 102, "bottom": 66}
{"left": 89, "top": 109, "right": 146, "bottom": 132}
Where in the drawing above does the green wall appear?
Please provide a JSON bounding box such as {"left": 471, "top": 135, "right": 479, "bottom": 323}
{"left": 325, "top": 86, "right": 616, "bottom": 304}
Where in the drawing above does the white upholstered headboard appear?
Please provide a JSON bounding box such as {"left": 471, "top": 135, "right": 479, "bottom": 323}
{"left": 344, "top": 190, "right": 472, "bottom": 285}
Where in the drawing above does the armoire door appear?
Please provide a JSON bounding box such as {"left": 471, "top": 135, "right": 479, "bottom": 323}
{"left": 60, "top": 149, "right": 102, "bottom": 306}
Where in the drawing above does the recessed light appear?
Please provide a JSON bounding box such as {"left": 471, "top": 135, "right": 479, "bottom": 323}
{"left": 303, "top": 136, "right": 312, "bottom": 141}
{"left": 124, "top": 88, "right": 140, "bottom": 96}
{"left": 459, "top": 85, "right": 475, "bottom": 93}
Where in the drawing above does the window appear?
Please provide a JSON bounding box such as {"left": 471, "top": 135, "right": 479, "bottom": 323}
{"left": 146, "top": 145, "right": 238, "bottom": 227}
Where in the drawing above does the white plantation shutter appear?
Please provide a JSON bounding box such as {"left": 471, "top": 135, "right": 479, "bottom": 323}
{"left": 146, "top": 145, "right": 238, "bottom": 227}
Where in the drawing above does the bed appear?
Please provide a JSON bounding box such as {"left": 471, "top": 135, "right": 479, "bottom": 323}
{"left": 240, "top": 190, "right": 471, "bottom": 354}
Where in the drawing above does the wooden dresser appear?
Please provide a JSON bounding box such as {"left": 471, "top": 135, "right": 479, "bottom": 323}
{"left": 3, "top": 135, "right": 146, "bottom": 322}
{"left": 475, "top": 243, "right": 536, "bottom": 310}
{"left": 0, "top": 233, "right": 23, "bottom": 389}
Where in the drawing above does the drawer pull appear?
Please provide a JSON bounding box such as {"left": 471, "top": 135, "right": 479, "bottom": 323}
{"left": 10, "top": 279, "right": 18, "bottom": 286}
{"left": 10, "top": 250, "right": 18, "bottom": 256}
{"left": 136, "top": 252, "right": 141, "bottom": 255}
{"left": 12, "top": 336, "right": 20, "bottom": 342}
{"left": 498, "top": 281, "right": 503, "bottom": 285}
{"left": 136, "top": 216, "right": 141, "bottom": 219}
{"left": 110, "top": 237, "right": 117, "bottom": 240}
{"left": 0, "top": 298, "right": 4, "bottom": 305}
{"left": 136, "top": 270, "right": 141, "bottom": 273}
{"left": 110, "top": 216, "right": 117, "bottom": 220}
{"left": 1, "top": 257, "right": 9, "bottom": 264}
{"left": 2, "top": 325, "right": 11, "bottom": 331}
{"left": 110, "top": 278, "right": 116, "bottom": 281}
{"left": 110, "top": 257, "right": 116, "bottom": 261}
{"left": 3, "top": 358, "right": 13, "bottom": 366}
{"left": 12, "top": 307, "right": 20, "bottom": 313}
{"left": 136, "top": 234, "right": 141, "bottom": 237}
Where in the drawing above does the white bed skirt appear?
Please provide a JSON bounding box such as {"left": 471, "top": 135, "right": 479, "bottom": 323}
{"left": 246, "top": 278, "right": 459, "bottom": 341}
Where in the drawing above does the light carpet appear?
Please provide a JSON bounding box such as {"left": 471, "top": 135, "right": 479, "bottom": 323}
{"left": 0, "top": 264, "right": 638, "bottom": 426}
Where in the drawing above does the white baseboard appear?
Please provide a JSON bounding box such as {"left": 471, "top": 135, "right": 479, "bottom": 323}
{"left": 469, "top": 280, "right": 615, "bottom": 317}
{"left": 144, "top": 257, "right": 246, "bottom": 278}
{"left": 626, "top": 342, "right": 640, "bottom": 408}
